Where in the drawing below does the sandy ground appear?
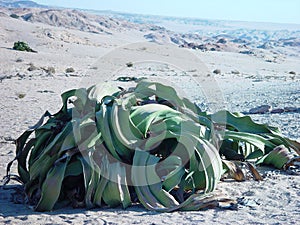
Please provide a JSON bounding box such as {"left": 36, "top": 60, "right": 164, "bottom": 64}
{"left": 0, "top": 12, "right": 300, "bottom": 225}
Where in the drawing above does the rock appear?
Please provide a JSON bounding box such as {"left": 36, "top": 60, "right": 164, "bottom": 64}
{"left": 16, "top": 58, "right": 23, "bottom": 62}
{"left": 187, "top": 42, "right": 200, "bottom": 49}
{"left": 257, "top": 42, "right": 274, "bottom": 49}
{"left": 282, "top": 38, "right": 300, "bottom": 47}
{"left": 217, "top": 38, "right": 227, "bottom": 44}
{"left": 144, "top": 33, "right": 157, "bottom": 41}
{"left": 16, "top": 92, "right": 26, "bottom": 99}
{"left": 179, "top": 42, "right": 208, "bottom": 51}
{"left": 231, "top": 70, "right": 240, "bottom": 75}
{"left": 116, "top": 76, "right": 138, "bottom": 82}
{"left": 28, "top": 64, "right": 38, "bottom": 71}
{"left": 0, "top": 75, "right": 13, "bottom": 82}
{"left": 198, "top": 44, "right": 208, "bottom": 51}
{"left": 213, "top": 69, "right": 221, "bottom": 74}
{"left": 43, "top": 66, "right": 55, "bottom": 74}
{"left": 289, "top": 71, "right": 296, "bottom": 75}
{"left": 66, "top": 67, "right": 75, "bottom": 73}
{"left": 170, "top": 36, "right": 181, "bottom": 45}
{"left": 271, "top": 108, "right": 284, "bottom": 114}
{"left": 16, "top": 73, "right": 26, "bottom": 79}
{"left": 10, "top": 13, "right": 19, "bottom": 19}
{"left": 239, "top": 50, "right": 254, "bottom": 55}
{"left": 249, "top": 105, "right": 271, "bottom": 114}
{"left": 284, "top": 107, "right": 298, "bottom": 112}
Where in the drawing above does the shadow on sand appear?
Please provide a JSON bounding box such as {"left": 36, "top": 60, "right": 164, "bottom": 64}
{"left": 0, "top": 184, "right": 161, "bottom": 218}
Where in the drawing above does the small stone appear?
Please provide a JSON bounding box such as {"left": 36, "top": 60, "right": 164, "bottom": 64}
{"left": 16, "top": 58, "right": 23, "bottom": 62}
{"left": 239, "top": 50, "right": 254, "bottom": 55}
{"left": 231, "top": 70, "right": 240, "bottom": 74}
{"left": 213, "top": 69, "right": 221, "bottom": 74}
{"left": 289, "top": 71, "right": 296, "bottom": 75}
{"left": 271, "top": 108, "right": 284, "bottom": 114}
{"left": 66, "top": 67, "right": 75, "bottom": 73}
{"left": 45, "top": 66, "right": 55, "bottom": 74}
{"left": 217, "top": 38, "right": 227, "bottom": 44}
{"left": 16, "top": 73, "right": 26, "bottom": 79}
{"left": 28, "top": 64, "right": 38, "bottom": 71}
{"left": 249, "top": 105, "right": 271, "bottom": 114}
{"left": 17, "top": 93, "right": 26, "bottom": 99}
{"left": 10, "top": 13, "right": 19, "bottom": 19}
{"left": 284, "top": 106, "right": 297, "bottom": 112}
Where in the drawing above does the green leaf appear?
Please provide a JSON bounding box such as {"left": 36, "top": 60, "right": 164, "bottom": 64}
{"left": 35, "top": 158, "right": 70, "bottom": 211}
{"left": 211, "top": 110, "right": 281, "bottom": 134}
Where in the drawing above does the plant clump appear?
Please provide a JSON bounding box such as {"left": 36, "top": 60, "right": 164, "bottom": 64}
{"left": 13, "top": 41, "right": 37, "bottom": 53}
{"left": 4, "top": 80, "right": 300, "bottom": 212}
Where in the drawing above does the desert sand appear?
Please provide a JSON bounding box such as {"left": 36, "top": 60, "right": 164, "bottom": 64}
{"left": 0, "top": 7, "right": 300, "bottom": 225}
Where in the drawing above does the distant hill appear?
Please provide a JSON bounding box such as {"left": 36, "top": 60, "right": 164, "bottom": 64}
{"left": 0, "top": 7, "right": 161, "bottom": 35}
{"left": 0, "top": 3, "right": 299, "bottom": 57}
{"left": 0, "top": 0, "right": 47, "bottom": 8}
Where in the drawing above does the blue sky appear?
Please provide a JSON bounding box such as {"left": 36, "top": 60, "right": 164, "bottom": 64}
{"left": 34, "top": 0, "right": 300, "bottom": 24}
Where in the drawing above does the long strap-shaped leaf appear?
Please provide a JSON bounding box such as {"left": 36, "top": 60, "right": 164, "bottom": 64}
{"left": 35, "top": 157, "right": 70, "bottom": 211}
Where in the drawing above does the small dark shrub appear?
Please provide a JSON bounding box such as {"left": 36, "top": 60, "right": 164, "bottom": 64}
{"left": 10, "top": 14, "right": 19, "bottom": 19}
{"left": 13, "top": 41, "right": 37, "bottom": 52}
{"left": 66, "top": 67, "right": 75, "bottom": 73}
{"left": 213, "top": 69, "right": 221, "bottom": 74}
{"left": 126, "top": 62, "right": 133, "bottom": 67}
